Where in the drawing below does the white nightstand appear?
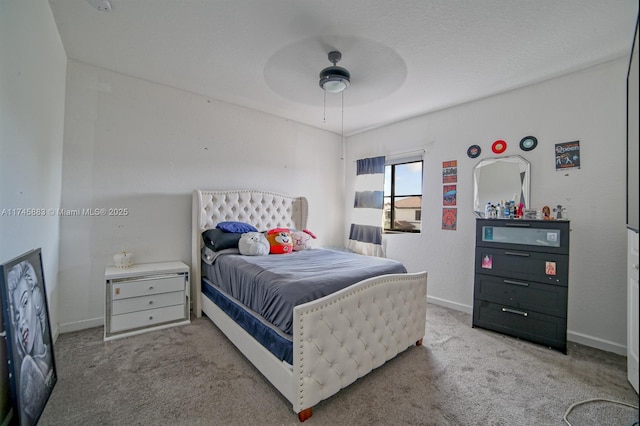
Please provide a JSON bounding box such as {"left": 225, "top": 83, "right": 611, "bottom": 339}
{"left": 104, "top": 261, "right": 190, "bottom": 341}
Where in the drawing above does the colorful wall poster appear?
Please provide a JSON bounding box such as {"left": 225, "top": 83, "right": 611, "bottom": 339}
{"left": 442, "top": 208, "right": 457, "bottom": 230}
{"left": 555, "top": 141, "right": 580, "bottom": 170}
{"left": 442, "top": 160, "right": 457, "bottom": 183}
{"left": 443, "top": 185, "right": 457, "bottom": 206}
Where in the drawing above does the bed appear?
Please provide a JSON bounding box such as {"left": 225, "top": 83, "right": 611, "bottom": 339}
{"left": 191, "top": 189, "right": 428, "bottom": 421}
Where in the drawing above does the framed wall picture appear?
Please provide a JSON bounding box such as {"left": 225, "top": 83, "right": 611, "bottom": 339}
{"left": 1, "top": 312, "right": 13, "bottom": 425}
{"left": 0, "top": 248, "right": 56, "bottom": 426}
{"left": 555, "top": 140, "right": 581, "bottom": 170}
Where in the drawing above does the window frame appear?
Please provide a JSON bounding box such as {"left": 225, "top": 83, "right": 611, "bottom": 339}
{"left": 383, "top": 157, "right": 423, "bottom": 234}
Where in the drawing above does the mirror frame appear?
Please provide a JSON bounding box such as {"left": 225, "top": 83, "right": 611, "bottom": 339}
{"left": 473, "top": 155, "right": 530, "bottom": 216}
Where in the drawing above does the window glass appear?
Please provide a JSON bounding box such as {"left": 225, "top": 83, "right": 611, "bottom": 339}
{"left": 384, "top": 160, "right": 423, "bottom": 233}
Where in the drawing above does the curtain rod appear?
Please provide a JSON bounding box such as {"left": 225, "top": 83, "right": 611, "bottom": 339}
{"left": 385, "top": 147, "right": 426, "bottom": 159}
{"left": 353, "top": 148, "right": 425, "bottom": 162}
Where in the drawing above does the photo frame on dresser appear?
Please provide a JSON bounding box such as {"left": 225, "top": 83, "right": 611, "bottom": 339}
{"left": 0, "top": 248, "right": 57, "bottom": 426}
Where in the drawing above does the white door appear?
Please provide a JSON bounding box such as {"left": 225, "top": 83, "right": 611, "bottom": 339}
{"left": 628, "top": 229, "right": 639, "bottom": 393}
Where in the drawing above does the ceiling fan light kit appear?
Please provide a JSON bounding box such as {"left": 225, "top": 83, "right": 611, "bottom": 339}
{"left": 319, "top": 51, "right": 350, "bottom": 93}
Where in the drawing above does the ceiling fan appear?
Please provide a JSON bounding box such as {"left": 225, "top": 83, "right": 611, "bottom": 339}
{"left": 319, "top": 51, "right": 351, "bottom": 94}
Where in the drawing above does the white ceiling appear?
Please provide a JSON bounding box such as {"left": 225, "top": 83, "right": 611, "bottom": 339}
{"left": 49, "top": 0, "right": 639, "bottom": 136}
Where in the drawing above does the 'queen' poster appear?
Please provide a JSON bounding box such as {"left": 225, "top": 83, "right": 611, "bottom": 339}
{"left": 555, "top": 141, "right": 580, "bottom": 170}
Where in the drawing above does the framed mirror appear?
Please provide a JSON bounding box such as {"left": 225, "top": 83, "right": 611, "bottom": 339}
{"left": 473, "top": 155, "right": 530, "bottom": 216}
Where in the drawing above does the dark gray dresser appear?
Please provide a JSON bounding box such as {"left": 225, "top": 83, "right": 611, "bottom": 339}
{"left": 473, "top": 219, "right": 570, "bottom": 353}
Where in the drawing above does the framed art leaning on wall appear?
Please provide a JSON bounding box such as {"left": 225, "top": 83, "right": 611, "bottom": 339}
{"left": 0, "top": 248, "right": 56, "bottom": 426}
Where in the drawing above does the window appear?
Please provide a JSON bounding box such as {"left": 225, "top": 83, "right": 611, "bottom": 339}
{"left": 384, "top": 159, "right": 423, "bottom": 233}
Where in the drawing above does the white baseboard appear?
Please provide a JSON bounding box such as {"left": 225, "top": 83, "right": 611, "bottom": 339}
{"left": 567, "top": 330, "right": 627, "bottom": 356}
{"left": 427, "top": 295, "right": 473, "bottom": 314}
{"left": 58, "top": 317, "right": 103, "bottom": 334}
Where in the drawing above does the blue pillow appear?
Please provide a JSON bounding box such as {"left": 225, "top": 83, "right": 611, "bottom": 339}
{"left": 216, "top": 221, "right": 258, "bottom": 233}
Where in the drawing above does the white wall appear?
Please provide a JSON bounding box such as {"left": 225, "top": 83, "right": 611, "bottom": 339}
{"left": 58, "top": 60, "right": 344, "bottom": 331}
{"left": 0, "top": 0, "right": 67, "bottom": 338}
{"left": 7, "top": 3, "right": 626, "bottom": 356}
{"left": 346, "top": 59, "right": 629, "bottom": 354}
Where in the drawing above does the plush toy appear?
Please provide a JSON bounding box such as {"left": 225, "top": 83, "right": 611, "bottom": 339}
{"left": 291, "top": 229, "right": 317, "bottom": 251}
{"left": 266, "top": 228, "right": 293, "bottom": 254}
{"left": 238, "top": 232, "right": 270, "bottom": 256}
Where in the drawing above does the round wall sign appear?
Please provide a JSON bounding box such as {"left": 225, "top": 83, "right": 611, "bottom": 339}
{"left": 519, "top": 136, "right": 538, "bottom": 151}
{"left": 467, "top": 145, "right": 481, "bottom": 158}
{"left": 491, "top": 140, "right": 507, "bottom": 154}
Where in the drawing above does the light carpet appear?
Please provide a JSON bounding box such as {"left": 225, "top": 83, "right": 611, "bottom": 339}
{"left": 39, "top": 303, "right": 639, "bottom": 425}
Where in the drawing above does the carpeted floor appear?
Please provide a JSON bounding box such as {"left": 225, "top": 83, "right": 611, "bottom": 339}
{"left": 39, "top": 303, "right": 638, "bottom": 426}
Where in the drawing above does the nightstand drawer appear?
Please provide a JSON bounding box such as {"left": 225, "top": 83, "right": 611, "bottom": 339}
{"left": 110, "top": 304, "right": 186, "bottom": 333}
{"left": 475, "top": 247, "right": 568, "bottom": 286}
{"left": 111, "top": 291, "right": 184, "bottom": 315}
{"left": 474, "top": 274, "right": 567, "bottom": 317}
{"left": 111, "top": 275, "right": 184, "bottom": 300}
{"left": 473, "top": 300, "right": 567, "bottom": 353}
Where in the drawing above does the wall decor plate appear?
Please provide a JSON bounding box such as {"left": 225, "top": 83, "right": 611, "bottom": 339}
{"left": 467, "top": 145, "right": 481, "bottom": 158}
{"left": 519, "top": 136, "right": 538, "bottom": 151}
{"left": 491, "top": 140, "right": 507, "bottom": 154}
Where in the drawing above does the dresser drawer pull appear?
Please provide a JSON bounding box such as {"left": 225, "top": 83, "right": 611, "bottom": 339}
{"left": 148, "top": 300, "right": 154, "bottom": 305}
{"left": 111, "top": 274, "right": 181, "bottom": 284}
{"left": 505, "top": 222, "right": 531, "bottom": 228}
{"left": 502, "top": 307, "right": 528, "bottom": 317}
{"left": 148, "top": 285, "right": 154, "bottom": 290}
{"left": 504, "top": 251, "right": 530, "bottom": 257}
{"left": 503, "top": 279, "right": 529, "bottom": 287}
{"left": 149, "top": 316, "right": 153, "bottom": 320}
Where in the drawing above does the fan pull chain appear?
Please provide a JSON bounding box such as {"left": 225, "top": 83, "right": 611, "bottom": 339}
{"left": 340, "top": 91, "right": 345, "bottom": 160}
{"left": 323, "top": 90, "right": 327, "bottom": 123}
{"left": 341, "top": 91, "right": 344, "bottom": 138}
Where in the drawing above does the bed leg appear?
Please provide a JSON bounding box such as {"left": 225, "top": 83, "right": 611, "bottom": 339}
{"left": 416, "top": 338, "right": 423, "bottom": 346}
{"left": 298, "top": 408, "right": 312, "bottom": 422}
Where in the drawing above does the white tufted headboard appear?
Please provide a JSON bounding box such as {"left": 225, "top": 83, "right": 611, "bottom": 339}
{"left": 191, "top": 189, "right": 309, "bottom": 316}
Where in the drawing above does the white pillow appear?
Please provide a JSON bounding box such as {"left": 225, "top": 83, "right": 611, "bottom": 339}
{"left": 238, "top": 232, "right": 270, "bottom": 256}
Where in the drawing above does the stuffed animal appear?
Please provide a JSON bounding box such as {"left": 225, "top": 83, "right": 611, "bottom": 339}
{"left": 291, "top": 229, "right": 317, "bottom": 251}
{"left": 266, "top": 228, "right": 293, "bottom": 254}
{"left": 238, "top": 232, "right": 270, "bottom": 256}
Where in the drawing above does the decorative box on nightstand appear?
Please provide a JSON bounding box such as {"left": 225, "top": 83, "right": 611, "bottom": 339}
{"left": 104, "top": 261, "right": 190, "bottom": 341}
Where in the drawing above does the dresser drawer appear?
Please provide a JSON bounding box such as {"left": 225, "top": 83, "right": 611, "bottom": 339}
{"left": 473, "top": 300, "right": 567, "bottom": 353}
{"left": 474, "top": 274, "right": 567, "bottom": 317}
{"left": 111, "top": 291, "right": 184, "bottom": 315}
{"left": 110, "top": 304, "right": 186, "bottom": 333}
{"left": 476, "top": 219, "right": 569, "bottom": 254}
{"left": 111, "top": 274, "right": 185, "bottom": 300}
{"left": 475, "top": 247, "right": 568, "bottom": 286}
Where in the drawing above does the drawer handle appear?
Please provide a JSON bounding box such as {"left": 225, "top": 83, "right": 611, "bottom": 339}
{"left": 503, "top": 279, "right": 529, "bottom": 287}
{"left": 148, "top": 316, "right": 153, "bottom": 320}
{"left": 149, "top": 285, "right": 154, "bottom": 290}
{"left": 148, "top": 300, "right": 154, "bottom": 305}
{"left": 502, "top": 307, "right": 528, "bottom": 317}
{"left": 505, "top": 223, "right": 531, "bottom": 228}
{"left": 504, "top": 251, "right": 530, "bottom": 257}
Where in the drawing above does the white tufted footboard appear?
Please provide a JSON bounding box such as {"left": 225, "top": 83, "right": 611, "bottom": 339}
{"left": 292, "top": 271, "right": 428, "bottom": 417}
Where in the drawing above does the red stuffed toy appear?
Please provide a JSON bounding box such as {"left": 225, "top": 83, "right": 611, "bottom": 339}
{"left": 266, "top": 228, "right": 294, "bottom": 254}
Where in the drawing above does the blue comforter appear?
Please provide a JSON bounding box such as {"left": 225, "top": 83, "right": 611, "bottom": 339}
{"left": 205, "top": 248, "right": 407, "bottom": 335}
